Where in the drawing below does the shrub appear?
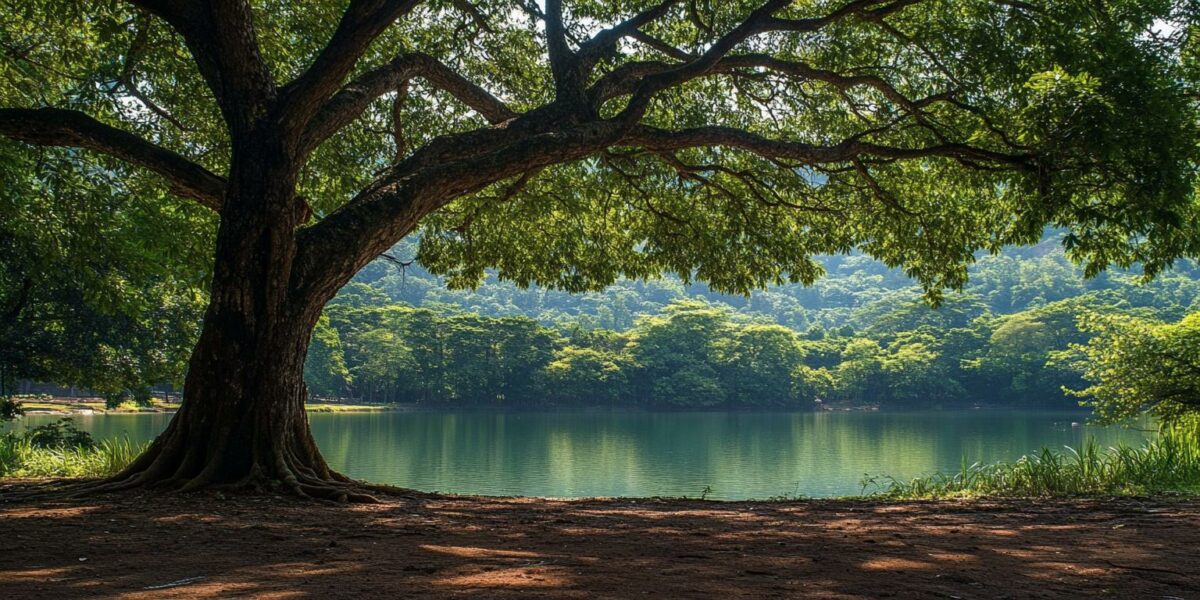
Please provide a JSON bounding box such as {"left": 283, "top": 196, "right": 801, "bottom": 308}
{"left": 0, "top": 396, "right": 23, "bottom": 422}
{"left": 23, "top": 418, "right": 96, "bottom": 449}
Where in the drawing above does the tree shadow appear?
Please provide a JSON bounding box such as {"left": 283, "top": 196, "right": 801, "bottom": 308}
{"left": 1, "top": 484, "right": 1197, "bottom": 598}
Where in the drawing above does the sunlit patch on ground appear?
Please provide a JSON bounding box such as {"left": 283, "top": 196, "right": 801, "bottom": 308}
{"left": 860, "top": 557, "right": 937, "bottom": 571}
{"left": 419, "top": 544, "right": 543, "bottom": 559}
{"left": 1, "top": 485, "right": 1197, "bottom": 599}
{"left": 434, "top": 566, "right": 573, "bottom": 589}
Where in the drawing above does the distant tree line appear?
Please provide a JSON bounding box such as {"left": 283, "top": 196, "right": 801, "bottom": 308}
{"left": 306, "top": 282, "right": 1197, "bottom": 409}
{"left": 7, "top": 226, "right": 1200, "bottom": 410}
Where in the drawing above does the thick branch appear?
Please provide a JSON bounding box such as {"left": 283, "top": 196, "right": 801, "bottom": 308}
{"left": 0, "top": 108, "right": 226, "bottom": 209}
{"left": 544, "top": 0, "right": 577, "bottom": 101}
{"left": 622, "top": 124, "right": 1033, "bottom": 167}
{"left": 165, "top": 1, "right": 276, "bottom": 133}
{"left": 614, "top": 0, "right": 925, "bottom": 123}
{"left": 593, "top": 53, "right": 955, "bottom": 114}
{"left": 577, "top": 0, "right": 680, "bottom": 63}
{"left": 279, "top": 0, "right": 420, "bottom": 130}
{"left": 303, "top": 52, "right": 515, "bottom": 152}
{"left": 295, "top": 120, "right": 625, "bottom": 293}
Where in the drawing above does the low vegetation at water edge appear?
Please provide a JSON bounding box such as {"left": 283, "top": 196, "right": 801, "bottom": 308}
{"left": 865, "top": 421, "right": 1200, "bottom": 499}
{"left": 0, "top": 436, "right": 147, "bottom": 478}
{"left": 0, "top": 418, "right": 147, "bottom": 478}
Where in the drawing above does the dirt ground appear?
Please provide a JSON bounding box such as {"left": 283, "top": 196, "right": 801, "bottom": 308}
{"left": 1, "top": 483, "right": 1197, "bottom": 599}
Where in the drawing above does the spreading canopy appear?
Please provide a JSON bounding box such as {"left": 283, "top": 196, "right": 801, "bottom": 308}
{"left": 1, "top": 0, "right": 1197, "bottom": 500}
{"left": 1, "top": 0, "right": 1197, "bottom": 301}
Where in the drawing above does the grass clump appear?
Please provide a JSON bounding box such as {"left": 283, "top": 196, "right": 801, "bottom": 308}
{"left": 864, "top": 420, "right": 1200, "bottom": 499}
{"left": 0, "top": 418, "right": 147, "bottom": 478}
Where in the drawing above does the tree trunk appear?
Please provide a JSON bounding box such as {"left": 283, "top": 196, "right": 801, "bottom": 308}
{"left": 92, "top": 137, "right": 375, "bottom": 502}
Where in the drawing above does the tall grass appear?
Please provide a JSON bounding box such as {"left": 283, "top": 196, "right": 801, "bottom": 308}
{"left": 0, "top": 434, "right": 147, "bottom": 478}
{"left": 864, "top": 420, "right": 1200, "bottom": 499}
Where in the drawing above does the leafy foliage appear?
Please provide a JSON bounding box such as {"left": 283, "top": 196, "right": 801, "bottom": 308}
{"left": 2, "top": 0, "right": 1199, "bottom": 417}
{"left": 1062, "top": 312, "right": 1200, "bottom": 423}
{"left": 22, "top": 417, "right": 95, "bottom": 450}
{"left": 0, "top": 396, "right": 22, "bottom": 422}
{"left": 0, "top": 141, "right": 210, "bottom": 401}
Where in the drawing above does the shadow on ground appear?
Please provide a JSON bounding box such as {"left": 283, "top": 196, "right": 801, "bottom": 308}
{"left": 1, "top": 483, "right": 1197, "bottom": 598}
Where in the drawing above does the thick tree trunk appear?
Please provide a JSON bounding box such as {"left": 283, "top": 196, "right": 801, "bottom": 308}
{"left": 92, "top": 135, "right": 375, "bottom": 502}
{"left": 106, "top": 311, "right": 348, "bottom": 497}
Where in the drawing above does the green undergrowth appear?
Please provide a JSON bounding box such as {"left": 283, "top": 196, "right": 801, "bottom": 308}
{"left": 864, "top": 420, "right": 1200, "bottom": 499}
{"left": 0, "top": 419, "right": 147, "bottom": 478}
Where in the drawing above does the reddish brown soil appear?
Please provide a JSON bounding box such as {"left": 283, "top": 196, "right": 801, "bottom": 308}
{"left": 1, "top": 482, "right": 1197, "bottom": 599}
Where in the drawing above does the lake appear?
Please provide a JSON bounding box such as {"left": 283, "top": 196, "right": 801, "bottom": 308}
{"left": 13, "top": 410, "right": 1152, "bottom": 499}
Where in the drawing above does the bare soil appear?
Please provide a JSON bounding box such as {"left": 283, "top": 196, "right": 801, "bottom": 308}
{"left": 1, "top": 482, "right": 1197, "bottom": 599}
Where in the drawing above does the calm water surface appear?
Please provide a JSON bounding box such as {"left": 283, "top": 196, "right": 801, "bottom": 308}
{"left": 14, "top": 410, "right": 1151, "bottom": 499}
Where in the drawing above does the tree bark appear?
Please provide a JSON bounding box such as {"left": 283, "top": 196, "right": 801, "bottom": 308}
{"left": 91, "top": 135, "right": 376, "bottom": 502}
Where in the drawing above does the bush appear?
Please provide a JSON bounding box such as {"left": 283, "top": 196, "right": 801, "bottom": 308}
{"left": 23, "top": 418, "right": 96, "bottom": 449}
{"left": 0, "top": 396, "right": 23, "bottom": 422}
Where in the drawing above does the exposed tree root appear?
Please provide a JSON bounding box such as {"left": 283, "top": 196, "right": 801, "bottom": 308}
{"left": 30, "top": 409, "right": 412, "bottom": 504}
{"left": 1, "top": 375, "right": 425, "bottom": 505}
{"left": 55, "top": 462, "right": 387, "bottom": 504}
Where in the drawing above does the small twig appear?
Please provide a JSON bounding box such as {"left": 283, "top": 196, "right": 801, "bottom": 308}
{"left": 143, "top": 576, "right": 206, "bottom": 590}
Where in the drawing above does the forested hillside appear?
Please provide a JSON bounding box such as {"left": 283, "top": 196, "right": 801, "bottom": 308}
{"left": 305, "top": 233, "right": 1200, "bottom": 409}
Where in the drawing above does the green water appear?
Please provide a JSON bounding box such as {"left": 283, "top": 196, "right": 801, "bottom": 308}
{"left": 12, "top": 410, "right": 1151, "bottom": 499}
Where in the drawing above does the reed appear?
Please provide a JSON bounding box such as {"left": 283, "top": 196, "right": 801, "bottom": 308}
{"left": 865, "top": 419, "right": 1200, "bottom": 499}
{"left": 0, "top": 434, "right": 148, "bottom": 478}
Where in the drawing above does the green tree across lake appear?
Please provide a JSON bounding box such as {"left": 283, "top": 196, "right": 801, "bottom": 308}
{"left": 308, "top": 250, "right": 1200, "bottom": 409}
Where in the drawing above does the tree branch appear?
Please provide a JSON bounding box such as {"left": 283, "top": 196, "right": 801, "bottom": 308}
{"left": 577, "top": 0, "right": 680, "bottom": 63}
{"left": 295, "top": 119, "right": 626, "bottom": 293}
{"left": 544, "top": 0, "right": 584, "bottom": 102}
{"left": 614, "top": 0, "right": 791, "bottom": 122}
{"left": 0, "top": 108, "right": 226, "bottom": 209}
{"left": 621, "top": 124, "right": 1033, "bottom": 168}
{"left": 627, "top": 30, "right": 695, "bottom": 62}
{"left": 303, "top": 52, "right": 515, "bottom": 153}
{"left": 279, "top": 0, "right": 421, "bottom": 130}
{"left": 612, "top": 0, "right": 927, "bottom": 123}
{"left": 163, "top": 1, "right": 276, "bottom": 134}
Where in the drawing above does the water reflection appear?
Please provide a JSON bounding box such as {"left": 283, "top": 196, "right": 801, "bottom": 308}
{"left": 13, "top": 410, "right": 1151, "bottom": 499}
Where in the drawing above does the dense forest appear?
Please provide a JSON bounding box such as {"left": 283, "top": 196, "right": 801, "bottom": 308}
{"left": 6, "top": 218, "right": 1198, "bottom": 412}
{"left": 301, "top": 233, "right": 1200, "bottom": 410}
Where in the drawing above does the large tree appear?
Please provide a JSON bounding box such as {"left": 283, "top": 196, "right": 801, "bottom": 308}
{"left": 0, "top": 0, "right": 1196, "bottom": 499}
{"left": 1063, "top": 311, "right": 1200, "bottom": 424}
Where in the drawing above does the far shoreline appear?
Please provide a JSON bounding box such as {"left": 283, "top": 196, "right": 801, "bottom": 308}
{"left": 8, "top": 399, "right": 1102, "bottom": 418}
